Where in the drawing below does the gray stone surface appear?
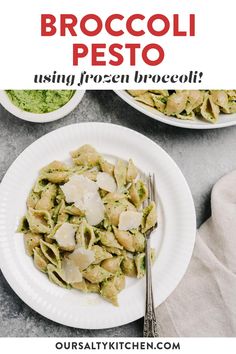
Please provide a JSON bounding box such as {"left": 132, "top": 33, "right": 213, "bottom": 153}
{"left": 0, "top": 90, "right": 236, "bottom": 337}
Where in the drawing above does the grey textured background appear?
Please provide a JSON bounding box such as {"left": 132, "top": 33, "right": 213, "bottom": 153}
{"left": 0, "top": 90, "right": 236, "bottom": 337}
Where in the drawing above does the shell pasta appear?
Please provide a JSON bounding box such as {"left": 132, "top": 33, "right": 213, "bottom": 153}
{"left": 127, "top": 90, "right": 236, "bottom": 123}
{"left": 17, "top": 145, "right": 157, "bottom": 306}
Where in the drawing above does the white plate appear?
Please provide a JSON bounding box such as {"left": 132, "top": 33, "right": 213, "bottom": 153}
{"left": 115, "top": 90, "right": 236, "bottom": 130}
{"left": 0, "top": 90, "right": 85, "bottom": 123}
{"left": 0, "top": 123, "right": 196, "bottom": 329}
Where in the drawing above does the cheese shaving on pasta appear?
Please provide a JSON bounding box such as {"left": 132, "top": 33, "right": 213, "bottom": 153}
{"left": 118, "top": 211, "right": 143, "bottom": 231}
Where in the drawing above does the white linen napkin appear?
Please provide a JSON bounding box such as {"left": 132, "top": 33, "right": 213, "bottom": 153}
{"left": 156, "top": 170, "right": 236, "bottom": 336}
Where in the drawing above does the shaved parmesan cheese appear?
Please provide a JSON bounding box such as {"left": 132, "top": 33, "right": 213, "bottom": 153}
{"left": 118, "top": 211, "right": 142, "bottom": 231}
{"left": 54, "top": 223, "right": 76, "bottom": 250}
{"left": 69, "top": 247, "right": 95, "bottom": 271}
{"left": 61, "top": 175, "right": 98, "bottom": 209}
{"left": 60, "top": 175, "right": 83, "bottom": 205}
{"left": 61, "top": 258, "right": 82, "bottom": 283}
{"left": 61, "top": 175, "right": 105, "bottom": 225}
{"left": 83, "top": 192, "right": 105, "bottom": 225}
{"left": 96, "top": 172, "right": 117, "bottom": 193}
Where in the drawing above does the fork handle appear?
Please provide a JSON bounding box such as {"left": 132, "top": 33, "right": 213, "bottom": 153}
{"left": 143, "top": 237, "right": 160, "bottom": 337}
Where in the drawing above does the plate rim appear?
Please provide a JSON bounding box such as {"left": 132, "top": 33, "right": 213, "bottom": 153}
{"left": 0, "top": 122, "right": 196, "bottom": 329}
{"left": 114, "top": 90, "right": 236, "bottom": 130}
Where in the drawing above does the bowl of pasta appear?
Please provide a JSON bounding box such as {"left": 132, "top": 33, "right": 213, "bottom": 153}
{"left": 114, "top": 90, "right": 236, "bottom": 129}
{"left": 0, "top": 90, "right": 85, "bottom": 123}
{"left": 0, "top": 123, "right": 196, "bottom": 329}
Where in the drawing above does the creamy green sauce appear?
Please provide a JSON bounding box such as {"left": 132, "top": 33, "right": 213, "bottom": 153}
{"left": 6, "top": 90, "right": 75, "bottom": 114}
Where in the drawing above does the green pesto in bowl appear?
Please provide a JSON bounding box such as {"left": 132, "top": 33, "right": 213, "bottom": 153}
{"left": 6, "top": 90, "right": 75, "bottom": 114}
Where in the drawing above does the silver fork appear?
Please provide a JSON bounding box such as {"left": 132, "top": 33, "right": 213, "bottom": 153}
{"left": 143, "top": 173, "right": 160, "bottom": 337}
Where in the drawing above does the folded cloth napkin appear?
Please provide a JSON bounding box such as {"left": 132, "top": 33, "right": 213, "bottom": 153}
{"left": 156, "top": 170, "right": 236, "bottom": 337}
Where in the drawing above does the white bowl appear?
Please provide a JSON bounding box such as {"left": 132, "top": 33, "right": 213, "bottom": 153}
{"left": 114, "top": 90, "right": 236, "bottom": 130}
{"left": 0, "top": 90, "right": 85, "bottom": 123}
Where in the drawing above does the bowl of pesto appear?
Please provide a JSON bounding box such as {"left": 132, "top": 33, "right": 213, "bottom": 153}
{"left": 0, "top": 90, "right": 85, "bottom": 123}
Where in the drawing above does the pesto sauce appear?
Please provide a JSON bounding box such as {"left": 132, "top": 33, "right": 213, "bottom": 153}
{"left": 6, "top": 90, "right": 75, "bottom": 114}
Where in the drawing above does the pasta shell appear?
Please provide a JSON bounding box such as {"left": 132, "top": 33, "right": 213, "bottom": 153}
{"left": 76, "top": 219, "right": 96, "bottom": 249}
{"left": 47, "top": 264, "right": 70, "bottom": 289}
{"left": 210, "top": 90, "right": 230, "bottom": 113}
{"left": 33, "top": 178, "right": 48, "bottom": 193}
{"left": 100, "top": 274, "right": 125, "bottom": 306}
{"left": 64, "top": 205, "right": 84, "bottom": 216}
{"left": 91, "top": 245, "right": 112, "bottom": 264}
{"left": 33, "top": 247, "right": 48, "bottom": 273}
{"left": 100, "top": 280, "right": 119, "bottom": 306}
{"left": 86, "top": 280, "right": 100, "bottom": 293}
{"left": 73, "top": 279, "right": 100, "bottom": 293}
{"left": 27, "top": 190, "right": 40, "bottom": 209}
{"left": 113, "top": 227, "right": 135, "bottom": 252}
{"left": 142, "top": 202, "right": 157, "bottom": 233}
{"left": 102, "top": 192, "right": 127, "bottom": 203}
{"left": 70, "top": 144, "right": 97, "bottom": 158}
{"left": 105, "top": 198, "right": 136, "bottom": 226}
{"left": 134, "top": 249, "right": 156, "bottom": 279}
{"left": 35, "top": 183, "right": 57, "bottom": 211}
{"left": 17, "top": 216, "right": 30, "bottom": 233}
{"left": 73, "top": 152, "right": 101, "bottom": 167}
{"left": 101, "top": 256, "right": 123, "bottom": 274}
{"left": 103, "top": 246, "right": 124, "bottom": 256}
{"left": 121, "top": 256, "right": 137, "bottom": 277}
{"left": 135, "top": 93, "right": 155, "bottom": 107}
{"left": 83, "top": 265, "right": 111, "bottom": 283}
{"left": 42, "top": 171, "right": 70, "bottom": 184}
{"left": 186, "top": 90, "right": 204, "bottom": 114}
{"left": 99, "top": 159, "right": 114, "bottom": 176}
{"left": 99, "top": 230, "right": 123, "bottom": 249}
{"left": 129, "top": 180, "right": 148, "bottom": 209}
{"left": 40, "top": 239, "right": 61, "bottom": 268}
{"left": 113, "top": 274, "right": 126, "bottom": 292}
{"left": 200, "top": 94, "right": 220, "bottom": 123}
{"left": 72, "top": 278, "right": 88, "bottom": 292}
{"left": 24, "top": 232, "right": 42, "bottom": 256}
{"left": 56, "top": 200, "right": 69, "bottom": 224}
{"left": 41, "top": 160, "right": 69, "bottom": 173}
{"left": 133, "top": 231, "right": 145, "bottom": 252}
{"left": 176, "top": 111, "right": 195, "bottom": 120}
{"left": 26, "top": 208, "right": 53, "bottom": 234}
{"left": 150, "top": 94, "right": 166, "bottom": 113}
{"left": 165, "top": 92, "right": 188, "bottom": 116}
{"left": 114, "top": 160, "right": 127, "bottom": 192}
{"left": 126, "top": 159, "right": 138, "bottom": 183}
